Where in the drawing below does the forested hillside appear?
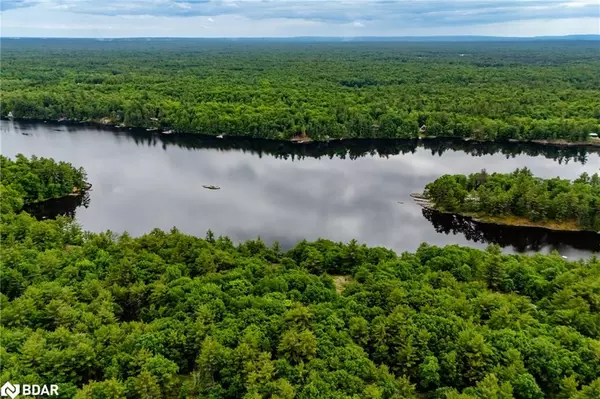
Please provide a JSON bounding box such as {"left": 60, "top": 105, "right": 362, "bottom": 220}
{"left": 1, "top": 39, "right": 599, "bottom": 142}
{"left": 1, "top": 155, "right": 600, "bottom": 398}
{"left": 424, "top": 169, "right": 600, "bottom": 232}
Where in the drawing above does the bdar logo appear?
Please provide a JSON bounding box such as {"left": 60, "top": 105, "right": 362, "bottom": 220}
{"left": 0, "top": 382, "right": 20, "bottom": 399}
{"left": 0, "top": 382, "right": 58, "bottom": 398}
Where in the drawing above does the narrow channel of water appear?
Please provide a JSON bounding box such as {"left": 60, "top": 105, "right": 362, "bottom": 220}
{"left": 2, "top": 120, "right": 599, "bottom": 257}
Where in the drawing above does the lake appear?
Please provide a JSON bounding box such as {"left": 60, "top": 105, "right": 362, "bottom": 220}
{"left": 2, "top": 120, "right": 599, "bottom": 257}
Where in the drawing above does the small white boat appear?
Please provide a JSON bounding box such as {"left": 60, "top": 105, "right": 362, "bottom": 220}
{"left": 162, "top": 130, "right": 173, "bottom": 135}
{"left": 216, "top": 134, "right": 224, "bottom": 139}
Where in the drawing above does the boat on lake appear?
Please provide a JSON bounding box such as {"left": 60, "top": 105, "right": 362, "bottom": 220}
{"left": 203, "top": 185, "right": 221, "bottom": 190}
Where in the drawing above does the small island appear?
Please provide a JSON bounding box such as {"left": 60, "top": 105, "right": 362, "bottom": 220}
{"left": 418, "top": 168, "right": 600, "bottom": 233}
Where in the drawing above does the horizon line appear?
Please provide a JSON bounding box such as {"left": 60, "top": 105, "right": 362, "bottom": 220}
{"left": 2, "top": 34, "right": 600, "bottom": 40}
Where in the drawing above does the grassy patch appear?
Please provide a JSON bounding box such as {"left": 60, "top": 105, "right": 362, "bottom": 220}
{"left": 331, "top": 275, "right": 353, "bottom": 294}
{"left": 472, "top": 214, "right": 583, "bottom": 232}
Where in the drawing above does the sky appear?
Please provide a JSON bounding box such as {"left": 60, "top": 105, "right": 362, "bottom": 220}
{"left": 1, "top": 0, "right": 599, "bottom": 38}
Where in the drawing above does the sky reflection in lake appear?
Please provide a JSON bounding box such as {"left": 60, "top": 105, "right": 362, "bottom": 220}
{"left": 2, "top": 120, "right": 599, "bottom": 257}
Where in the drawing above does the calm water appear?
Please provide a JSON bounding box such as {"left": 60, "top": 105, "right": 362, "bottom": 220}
{"left": 2, "top": 120, "right": 599, "bottom": 257}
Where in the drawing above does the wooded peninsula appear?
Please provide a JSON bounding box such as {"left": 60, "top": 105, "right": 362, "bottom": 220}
{"left": 2, "top": 155, "right": 600, "bottom": 398}
{"left": 0, "top": 154, "right": 88, "bottom": 206}
{"left": 422, "top": 169, "right": 600, "bottom": 232}
{"left": 1, "top": 39, "right": 599, "bottom": 143}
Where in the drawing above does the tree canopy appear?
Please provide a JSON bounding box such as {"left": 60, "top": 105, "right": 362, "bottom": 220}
{"left": 2, "top": 39, "right": 599, "bottom": 142}
{"left": 0, "top": 154, "right": 87, "bottom": 210}
{"left": 424, "top": 169, "right": 600, "bottom": 232}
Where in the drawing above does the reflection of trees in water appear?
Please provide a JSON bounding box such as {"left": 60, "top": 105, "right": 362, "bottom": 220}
{"left": 24, "top": 191, "right": 91, "bottom": 220}
{"left": 121, "top": 129, "right": 596, "bottom": 164}
{"left": 422, "top": 208, "right": 600, "bottom": 252}
{"left": 8, "top": 121, "right": 598, "bottom": 163}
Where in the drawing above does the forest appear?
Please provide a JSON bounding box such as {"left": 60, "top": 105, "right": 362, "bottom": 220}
{"left": 1, "top": 155, "right": 600, "bottom": 398}
{"left": 1, "top": 39, "right": 600, "bottom": 142}
{"left": 0, "top": 154, "right": 87, "bottom": 206}
{"left": 423, "top": 169, "right": 600, "bottom": 232}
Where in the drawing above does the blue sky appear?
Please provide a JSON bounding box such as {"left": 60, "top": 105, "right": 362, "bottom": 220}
{"left": 1, "top": 1, "right": 599, "bottom": 37}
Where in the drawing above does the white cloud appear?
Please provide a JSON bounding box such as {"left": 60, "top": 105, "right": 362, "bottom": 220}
{"left": 561, "top": 0, "right": 598, "bottom": 7}
{"left": 1, "top": 1, "right": 599, "bottom": 37}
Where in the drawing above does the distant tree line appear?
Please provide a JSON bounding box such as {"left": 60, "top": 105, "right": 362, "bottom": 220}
{"left": 424, "top": 168, "right": 600, "bottom": 231}
{"left": 1, "top": 154, "right": 599, "bottom": 398}
{"left": 1, "top": 40, "right": 599, "bottom": 142}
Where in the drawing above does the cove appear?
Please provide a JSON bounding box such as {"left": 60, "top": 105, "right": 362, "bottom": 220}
{"left": 2, "top": 120, "right": 599, "bottom": 258}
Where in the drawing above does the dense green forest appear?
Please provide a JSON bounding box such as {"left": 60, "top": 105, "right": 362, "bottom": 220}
{"left": 424, "top": 169, "right": 600, "bottom": 232}
{"left": 1, "top": 39, "right": 600, "bottom": 142}
{"left": 1, "top": 155, "right": 600, "bottom": 398}
{"left": 0, "top": 154, "right": 87, "bottom": 207}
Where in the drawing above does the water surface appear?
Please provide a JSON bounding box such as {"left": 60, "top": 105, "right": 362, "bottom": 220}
{"left": 2, "top": 120, "right": 599, "bottom": 257}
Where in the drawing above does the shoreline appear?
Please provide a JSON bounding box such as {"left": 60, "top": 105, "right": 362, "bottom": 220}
{"left": 4, "top": 117, "right": 600, "bottom": 149}
{"left": 26, "top": 184, "right": 91, "bottom": 206}
{"left": 411, "top": 193, "right": 599, "bottom": 234}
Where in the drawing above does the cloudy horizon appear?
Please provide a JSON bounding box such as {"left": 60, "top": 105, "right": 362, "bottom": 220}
{"left": 1, "top": 0, "right": 599, "bottom": 38}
